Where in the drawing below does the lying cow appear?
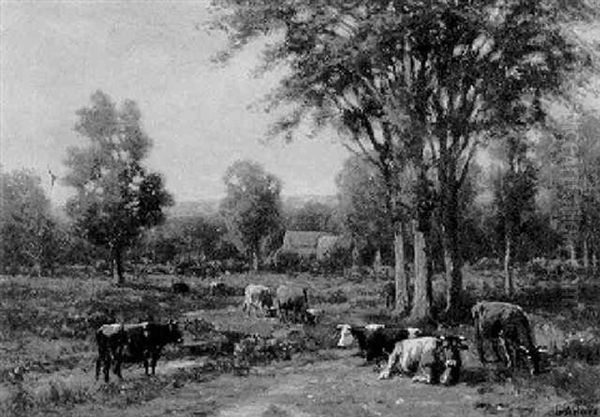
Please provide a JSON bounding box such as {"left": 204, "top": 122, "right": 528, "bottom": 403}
{"left": 381, "top": 282, "right": 395, "bottom": 309}
{"left": 337, "top": 324, "right": 421, "bottom": 362}
{"left": 378, "top": 335, "right": 468, "bottom": 385}
{"left": 276, "top": 285, "right": 308, "bottom": 323}
{"left": 472, "top": 301, "right": 539, "bottom": 374}
{"left": 242, "top": 284, "right": 275, "bottom": 317}
{"left": 95, "top": 321, "right": 183, "bottom": 382}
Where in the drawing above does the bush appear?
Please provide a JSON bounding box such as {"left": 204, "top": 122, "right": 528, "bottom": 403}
{"left": 270, "top": 251, "right": 316, "bottom": 273}
{"left": 544, "top": 362, "right": 600, "bottom": 405}
{"left": 318, "top": 244, "right": 352, "bottom": 274}
{"left": 562, "top": 340, "right": 600, "bottom": 366}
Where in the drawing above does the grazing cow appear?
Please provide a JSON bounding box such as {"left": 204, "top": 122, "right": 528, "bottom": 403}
{"left": 95, "top": 321, "right": 183, "bottom": 382}
{"left": 242, "top": 284, "right": 275, "bottom": 317}
{"left": 472, "top": 301, "right": 539, "bottom": 374}
{"left": 276, "top": 285, "right": 309, "bottom": 323}
{"left": 381, "top": 282, "right": 395, "bottom": 309}
{"left": 337, "top": 324, "right": 421, "bottom": 362}
{"left": 378, "top": 335, "right": 468, "bottom": 385}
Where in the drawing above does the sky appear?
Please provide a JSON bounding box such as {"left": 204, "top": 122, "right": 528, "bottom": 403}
{"left": 0, "top": 1, "right": 349, "bottom": 205}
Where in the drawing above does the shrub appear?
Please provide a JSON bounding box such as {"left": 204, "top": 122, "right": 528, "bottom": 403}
{"left": 562, "top": 340, "right": 600, "bottom": 366}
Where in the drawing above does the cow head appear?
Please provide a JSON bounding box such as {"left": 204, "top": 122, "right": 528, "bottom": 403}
{"left": 168, "top": 320, "right": 184, "bottom": 344}
{"left": 437, "top": 335, "right": 468, "bottom": 386}
{"left": 337, "top": 324, "right": 354, "bottom": 347}
{"left": 407, "top": 327, "right": 422, "bottom": 338}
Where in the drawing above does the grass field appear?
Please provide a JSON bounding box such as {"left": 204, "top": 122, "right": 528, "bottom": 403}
{"left": 1, "top": 268, "right": 599, "bottom": 416}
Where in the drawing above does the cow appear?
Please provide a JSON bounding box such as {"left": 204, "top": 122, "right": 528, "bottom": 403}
{"left": 381, "top": 282, "right": 395, "bottom": 309}
{"left": 305, "top": 308, "right": 323, "bottom": 325}
{"left": 209, "top": 281, "right": 227, "bottom": 296}
{"left": 172, "top": 282, "right": 190, "bottom": 294}
{"left": 242, "top": 284, "right": 275, "bottom": 317}
{"left": 276, "top": 285, "right": 309, "bottom": 323}
{"left": 95, "top": 321, "right": 183, "bottom": 382}
{"left": 378, "top": 335, "right": 468, "bottom": 385}
{"left": 472, "top": 301, "right": 539, "bottom": 375}
{"left": 336, "top": 324, "right": 421, "bottom": 362}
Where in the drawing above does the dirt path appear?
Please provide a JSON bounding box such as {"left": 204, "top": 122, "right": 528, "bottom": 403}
{"left": 31, "top": 350, "right": 565, "bottom": 417}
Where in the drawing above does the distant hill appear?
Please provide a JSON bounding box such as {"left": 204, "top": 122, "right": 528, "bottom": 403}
{"left": 167, "top": 194, "right": 338, "bottom": 218}
{"left": 167, "top": 199, "right": 221, "bottom": 218}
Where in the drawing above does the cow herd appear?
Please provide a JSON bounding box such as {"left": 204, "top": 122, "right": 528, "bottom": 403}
{"left": 93, "top": 278, "right": 542, "bottom": 388}
{"left": 335, "top": 300, "right": 543, "bottom": 386}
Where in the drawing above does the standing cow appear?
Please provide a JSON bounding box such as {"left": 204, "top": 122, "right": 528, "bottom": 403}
{"left": 242, "top": 284, "right": 275, "bottom": 317}
{"left": 95, "top": 321, "right": 183, "bottom": 382}
{"left": 378, "top": 335, "right": 468, "bottom": 385}
{"left": 472, "top": 301, "right": 539, "bottom": 374}
{"left": 276, "top": 285, "right": 308, "bottom": 323}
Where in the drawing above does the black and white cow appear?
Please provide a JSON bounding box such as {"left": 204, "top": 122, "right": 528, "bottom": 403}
{"left": 95, "top": 321, "right": 183, "bottom": 382}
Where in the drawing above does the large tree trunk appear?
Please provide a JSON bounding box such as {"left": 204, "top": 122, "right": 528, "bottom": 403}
{"left": 394, "top": 222, "right": 409, "bottom": 314}
{"left": 504, "top": 236, "right": 514, "bottom": 296}
{"left": 113, "top": 246, "right": 125, "bottom": 285}
{"left": 442, "top": 184, "right": 463, "bottom": 320}
{"left": 410, "top": 220, "right": 432, "bottom": 322}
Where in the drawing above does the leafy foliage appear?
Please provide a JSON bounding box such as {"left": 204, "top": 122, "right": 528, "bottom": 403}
{"left": 0, "top": 169, "right": 56, "bottom": 275}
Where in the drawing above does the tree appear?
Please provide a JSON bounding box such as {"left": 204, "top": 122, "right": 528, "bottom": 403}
{"left": 63, "top": 91, "right": 173, "bottom": 284}
{"left": 212, "top": 0, "right": 591, "bottom": 319}
{"left": 336, "top": 156, "right": 393, "bottom": 262}
{"left": 220, "top": 160, "right": 282, "bottom": 271}
{"left": 0, "top": 169, "right": 56, "bottom": 276}
{"left": 490, "top": 134, "right": 537, "bottom": 294}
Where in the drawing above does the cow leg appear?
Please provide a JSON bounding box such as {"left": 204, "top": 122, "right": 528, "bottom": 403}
{"left": 104, "top": 356, "right": 111, "bottom": 383}
{"left": 114, "top": 356, "right": 123, "bottom": 379}
{"left": 96, "top": 355, "right": 102, "bottom": 381}
{"left": 475, "top": 327, "right": 486, "bottom": 364}
{"left": 412, "top": 366, "right": 433, "bottom": 384}
{"left": 497, "top": 337, "right": 512, "bottom": 369}
{"left": 378, "top": 349, "right": 399, "bottom": 379}
{"left": 491, "top": 337, "right": 505, "bottom": 364}
{"left": 151, "top": 351, "right": 158, "bottom": 375}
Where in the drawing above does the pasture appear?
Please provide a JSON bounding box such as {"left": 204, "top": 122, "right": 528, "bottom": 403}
{"left": 1, "top": 267, "right": 600, "bottom": 417}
